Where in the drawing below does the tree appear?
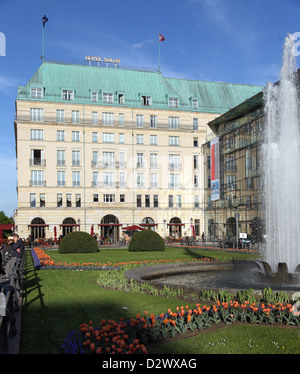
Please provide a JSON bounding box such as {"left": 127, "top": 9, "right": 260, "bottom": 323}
{"left": 0, "top": 211, "right": 14, "bottom": 224}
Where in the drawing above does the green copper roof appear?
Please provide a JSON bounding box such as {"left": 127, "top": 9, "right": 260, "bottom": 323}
{"left": 17, "top": 61, "right": 262, "bottom": 114}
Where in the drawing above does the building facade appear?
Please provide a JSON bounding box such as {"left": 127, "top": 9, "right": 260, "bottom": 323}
{"left": 14, "top": 61, "right": 261, "bottom": 241}
{"left": 202, "top": 92, "right": 265, "bottom": 243}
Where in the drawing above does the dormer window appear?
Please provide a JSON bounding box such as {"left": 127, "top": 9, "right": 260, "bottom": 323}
{"left": 168, "top": 97, "right": 178, "bottom": 108}
{"left": 103, "top": 92, "right": 114, "bottom": 104}
{"left": 141, "top": 95, "right": 151, "bottom": 106}
{"left": 91, "top": 91, "right": 98, "bottom": 102}
{"left": 31, "top": 87, "right": 43, "bottom": 99}
{"left": 62, "top": 90, "right": 74, "bottom": 101}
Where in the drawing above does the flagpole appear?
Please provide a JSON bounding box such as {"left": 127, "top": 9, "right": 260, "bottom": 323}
{"left": 158, "top": 34, "right": 161, "bottom": 72}
{"left": 42, "top": 23, "right": 45, "bottom": 62}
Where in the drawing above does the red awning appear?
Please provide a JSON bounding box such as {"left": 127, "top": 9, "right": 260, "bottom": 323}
{"left": 122, "top": 225, "right": 145, "bottom": 231}
{"left": 167, "top": 223, "right": 185, "bottom": 226}
{"left": 140, "top": 223, "right": 158, "bottom": 226}
{"left": 28, "top": 224, "right": 49, "bottom": 227}
{"left": 98, "top": 223, "right": 122, "bottom": 226}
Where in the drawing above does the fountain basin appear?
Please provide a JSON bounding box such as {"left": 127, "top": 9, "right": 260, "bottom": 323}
{"left": 124, "top": 260, "right": 300, "bottom": 297}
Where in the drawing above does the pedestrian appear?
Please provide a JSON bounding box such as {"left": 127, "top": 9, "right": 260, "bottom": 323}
{"left": 5, "top": 234, "right": 24, "bottom": 276}
{"left": 201, "top": 232, "right": 205, "bottom": 243}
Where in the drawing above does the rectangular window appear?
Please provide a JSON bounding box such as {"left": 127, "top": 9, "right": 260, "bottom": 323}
{"left": 92, "top": 112, "right": 98, "bottom": 125}
{"left": 141, "top": 96, "right": 151, "bottom": 106}
{"left": 57, "top": 150, "right": 65, "bottom": 166}
{"left": 103, "top": 112, "right": 114, "bottom": 126}
{"left": 169, "top": 136, "right": 179, "bottom": 146}
{"left": 62, "top": 90, "right": 74, "bottom": 101}
{"left": 192, "top": 99, "right": 198, "bottom": 109}
{"left": 150, "top": 173, "right": 158, "bottom": 188}
{"left": 168, "top": 97, "right": 178, "bottom": 108}
{"left": 103, "top": 93, "right": 114, "bottom": 104}
{"left": 92, "top": 132, "right": 98, "bottom": 143}
{"left": 66, "top": 194, "right": 72, "bottom": 208}
{"left": 30, "top": 108, "right": 44, "bottom": 122}
{"left": 136, "top": 134, "right": 144, "bottom": 144}
{"left": 136, "top": 114, "right": 144, "bottom": 127}
{"left": 57, "top": 193, "right": 63, "bottom": 208}
{"left": 72, "top": 131, "right": 80, "bottom": 142}
{"left": 93, "top": 194, "right": 99, "bottom": 203}
{"left": 145, "top": 194, "right": 150, "bottom": 207}
{"left": 103, "top": 152, "right": 115, "bottom": 167}
{"left": 30, "top": 149, "right": 44, "bottom": 165}
{"left": 120, "top": 194, "right": 125, "bottom": 203}
{"left": 31, "top": 87, "right": 43, "bottom": 99}
{"left": 150, "top": 115, "right": 157, "bottom": 128}
{"left": 150, "top": 135, "right": 157, "bottom": 145}
{"left": 137, "top": 153, "right": 144, "bottom": 168}
{"left": 76, "top": 194, "right": 81, "bottom": 207}
{"left": 118, "top": 94, "right": 125, "bottom": 104}
{"left": 119, "top": 133, "right": 124, "bottom": 144}
{"left": 193, "top": 154, "right": 199, "bottom": 169}
{"left": 92, "top": 151, "right": 98, "bottom": 167}
{"left": 169, "top": 154, "right": 181, "bottom": 170}
{"left": 193, "top": 118, "right": 198, "bottom": 130}
{"left": 103, "top": 132, "right": 114, "bottom": 143}
{"left": 137, "top": 194, "right": 142, "bottom": 208}
{"left": 92, "top": 172, "right": 99, "bottom": 187}
{"left": 226, "top": 175, "right": 236, "bottom": 190}
{"left": 72, "top": 171, "right": 80, "bottom": 187}
{"left": 169, "top": 195, "right": 174, "bottom": 208}
{"left": 169, "top": 116, "right": 179, "bottom": 129}
{"left": 103, "top": 194, "right": 115, "bottom": 203}
{"left": 30, "top": 193, "right": 36, "bottom": 208}
{"left": 91, "top": 91, "right": 98, "bottom": 102}
{"left": 72, "top": 110, "right": 80, "bottom": 124}
{"left": 169, "top": 173, "right": 180, "bottom": 188}
{"left": 56, "top": 109, "right": 65, "bottom": 123}
{"left": 57, "top": 130, "right": 65, "bottom": 141}
{"left": 119, "top": 113, "right": 124, "bottom": 127}
{"left": 72, "top": 151, "right": 80, "bottom": 166}
{"left": 137, "top": 173, "right": 144, "bottom": 187}
{"left": 31, "top": 129, "right": 44, "bottom": 140}
{"left": 194, "top": 195, "right": 199, "bottom": 208}
{"left": 194, "top": 174, "right": 199, "bottom": 188}
{"left": 31, "top": 170, "right": 44, "bottom": 186}
{"left": 153, "top": 194, "right": 159, "bottom": 208}
{"left": 119, "top": 171, "right": 126, "bottom": 188}
{"left": 103, "top": 172, "right": 115, "bottom": 187}
{"left": 193, "top": 137, "right": 198, "bottom": 147}
{"left": 57, "top": 171, "right": 65, "bottom": 186}
{"left": 149, "top": 153, "right": 157, "bottom": 169}
{"left": 40, "top": 193, "right": 45, "bottom": 208}
{"left": 177, "top": 195, "right": 182, "bottom": 208}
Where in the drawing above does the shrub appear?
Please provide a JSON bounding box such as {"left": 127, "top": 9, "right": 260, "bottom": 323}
{"left": 128, "top": 230, "right": 165, "bottom": 252}
{"left": 58, "top": 231, "right": 98, "bottom": 253}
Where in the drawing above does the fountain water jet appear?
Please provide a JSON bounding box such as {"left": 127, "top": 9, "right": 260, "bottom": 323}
{"left": 262, "top": 33, "right": 300, "bottom": 278}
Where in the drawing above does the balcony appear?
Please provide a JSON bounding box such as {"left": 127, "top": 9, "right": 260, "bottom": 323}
{"left": 29, "top": 158, "right": 46, "bottom": 166}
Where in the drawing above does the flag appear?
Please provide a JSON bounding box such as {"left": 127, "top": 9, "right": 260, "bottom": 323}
{"left": 42, "top": 15, "right": 48, "bottom": 27}
{"left": 159, "top": 34, "right": 165, "bottom": 42}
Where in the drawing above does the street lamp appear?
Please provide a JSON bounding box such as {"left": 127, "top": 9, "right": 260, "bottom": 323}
{"left": 77, "top": 218, "right": 81, "bottom": 231}
{"left": 190, "top": 217, "right": 193, "bottom": 237}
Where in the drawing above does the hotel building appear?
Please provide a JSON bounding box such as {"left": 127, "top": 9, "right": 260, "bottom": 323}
{"left": 14, "top": 60, "right": 261, "bottom": 241}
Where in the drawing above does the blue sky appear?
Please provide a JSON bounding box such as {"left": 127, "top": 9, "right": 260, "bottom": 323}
{"left": 0, "top": 0, "right": 299, "bottom": 217}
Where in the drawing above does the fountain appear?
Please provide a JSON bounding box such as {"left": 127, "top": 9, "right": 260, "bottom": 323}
{"left": 125, "top": 34, "right": 300, "bottom": 294}
{"left": 261, "top": 33, "right": 300, "bottom": 284}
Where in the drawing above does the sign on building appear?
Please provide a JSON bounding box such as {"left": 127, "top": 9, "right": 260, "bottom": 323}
{"left": 210, "top": 137, "right": 220, "bottom": 201}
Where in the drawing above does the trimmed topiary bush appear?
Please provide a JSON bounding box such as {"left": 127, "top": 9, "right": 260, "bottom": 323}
{"left": 59, "top": 231, "right": 99, "bottom": 253}
{"left": 128, "top": 230, "right": 165, "bottom": 252}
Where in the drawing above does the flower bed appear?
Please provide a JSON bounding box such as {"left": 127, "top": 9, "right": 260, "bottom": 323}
{"left": 31, "top": 247, "right": 219, "bottom": 270}
{"left": 62, "top": 300, "right": 300, "bottom": 354}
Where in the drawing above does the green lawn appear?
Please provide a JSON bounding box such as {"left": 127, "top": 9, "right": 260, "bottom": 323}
{"left": 20, "top": 247, "right": 300, "bottom": 354}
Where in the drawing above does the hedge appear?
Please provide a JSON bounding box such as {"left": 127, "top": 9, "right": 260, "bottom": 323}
{"left": 58, "top": 231, "right": 99, "bottom": 253}
{"left": 129, "top": 230, "right": 165, "bottom": 252}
